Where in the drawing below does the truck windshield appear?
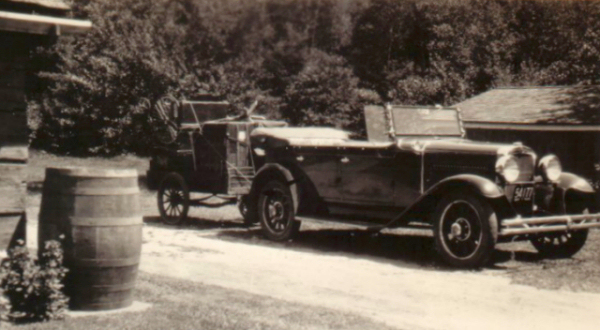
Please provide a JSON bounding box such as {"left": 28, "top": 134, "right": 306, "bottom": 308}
{"left": 391, "top": 107, "right": 462, "bottom": 136}
{"left": 180, "top": 101, "right": 231, "bottom": 125}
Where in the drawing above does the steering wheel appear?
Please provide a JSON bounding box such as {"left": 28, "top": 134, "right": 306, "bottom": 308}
{"left": 154, "top": 95, "right": 180, "bottom": 145}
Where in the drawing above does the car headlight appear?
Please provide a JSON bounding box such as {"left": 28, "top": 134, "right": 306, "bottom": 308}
{"left": 539, "top": 154, "right": 562, "bottom": 182}
{"left": 496, "top": 155, "right": 520, "bottom": 183}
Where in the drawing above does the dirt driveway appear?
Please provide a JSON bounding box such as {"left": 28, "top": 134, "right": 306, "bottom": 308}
{"left": 26, "top": 200, "right": 600, "bottom": 330}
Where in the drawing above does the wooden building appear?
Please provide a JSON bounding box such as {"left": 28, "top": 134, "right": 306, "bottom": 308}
{"left": 455, "top": 86, "right": 600, "bottom": 192}
{"left": 0, "top": 0, "right": 90, "bottom": 249}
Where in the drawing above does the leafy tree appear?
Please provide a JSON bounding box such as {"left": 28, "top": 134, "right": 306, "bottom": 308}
{"left": 31, "top": 0, "right": 189, "bottom": 154}
{"left": 349, "top": 0, "right": 426, "bottom": 94}
{"left": 510, "top": 0, "right": 600, "bottom": 86}
{"left": 282, "top": 49, "right": 380, "bottom": 134}
{"left": 27, "top": 0, "right": 600, "bottom": 155}
{"left": 31, "top": 0, "right": 250, "bottom": 155}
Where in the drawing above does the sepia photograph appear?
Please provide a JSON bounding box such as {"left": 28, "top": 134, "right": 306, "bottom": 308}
{"left": 0, "top": 0, "right": 599, "bottom": 329}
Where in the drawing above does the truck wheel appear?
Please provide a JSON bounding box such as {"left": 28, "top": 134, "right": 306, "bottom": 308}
{"left": 238, "top": 195, "right": 258, "bottom": 226}
{"left": 433, "top": 192, "right": 498, "bottom": 268}
{"left": 158, "top": 173, "right": 189, "bottom": 225}
{"left": 258, "top": 180, "right": 301, "bottom": 241}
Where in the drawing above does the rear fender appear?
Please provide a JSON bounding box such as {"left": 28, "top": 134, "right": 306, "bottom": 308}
{"left": 250, "top": 163, "right": 299, "bottom": 212}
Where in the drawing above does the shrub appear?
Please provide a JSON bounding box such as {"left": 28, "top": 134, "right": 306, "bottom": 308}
{"left": 0, "top": 240, "right": 69, "bottom": 323}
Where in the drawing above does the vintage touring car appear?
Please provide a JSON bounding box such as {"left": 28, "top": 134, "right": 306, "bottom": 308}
{"left": 148, "top": 101, "right": 600, "bottom": 267}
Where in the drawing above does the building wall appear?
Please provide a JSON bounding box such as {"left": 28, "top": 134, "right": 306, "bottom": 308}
{"left": 0, "top": 4, "right": 89, "bottom": 250}
{"left": 466, "top": 128, "right": 600, "bottom": 191}
{"left": 0, "top": 31, "right": 41, "bottom": 248}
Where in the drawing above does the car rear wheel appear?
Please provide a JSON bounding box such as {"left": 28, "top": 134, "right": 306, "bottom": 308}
{"left": 258, "top": 180, "right": 300, "bottom": 241}
{"left": 433, "top": 192, "right": 498, "bottom": 268}
{"left": 158, "top": 173, "right": 189, "bottom": 225}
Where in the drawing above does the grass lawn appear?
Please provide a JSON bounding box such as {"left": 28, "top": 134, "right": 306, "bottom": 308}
{"left": 1, "top": 271, "right": 396, "bottom": 330}
{"left": 497, "top": 229, "right": 600, "bottom": 293}
{"left": 25, "top": 149, "right": 149, "bottom": 184}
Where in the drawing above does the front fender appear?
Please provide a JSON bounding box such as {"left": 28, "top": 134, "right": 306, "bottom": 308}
{"left": 254, "top": 163, "right": 295, "bottom": 184}
{"left": 552, "top": 172, "right": 596, "bottom": 213}
{"left": 251, "top": 163, "right": 299, "bottom": 212}
{"left": 384, "top": 174, "right": 504, "bottom": 228}
{"left": 427, "top": 174, "right": 504, "bottom": 198}
{"left": 557, "top": 172, "right": 595, "bottom": 194}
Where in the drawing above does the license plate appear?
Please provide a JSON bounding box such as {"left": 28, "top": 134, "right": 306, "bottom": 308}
{"left": 513, "top": 186, "right": 534, "bottom": 202}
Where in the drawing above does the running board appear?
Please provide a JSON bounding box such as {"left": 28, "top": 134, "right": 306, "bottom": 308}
{"left": 294, "top": 215, "right": 433, "bottom": 237}
{"left": 294, "top": 215, "right": 382, "bottom": 229}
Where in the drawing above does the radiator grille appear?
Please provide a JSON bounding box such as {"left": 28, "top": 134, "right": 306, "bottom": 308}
{"left": 514, "top": 154, "right": 535, "bottom": 182}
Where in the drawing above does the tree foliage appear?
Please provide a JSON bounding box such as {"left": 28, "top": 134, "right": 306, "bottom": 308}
{"left": 282, "top": 49, "right": 380, "bottom": 134}
{"left": 28, "top": 0, "right": 600, "bottom": 155}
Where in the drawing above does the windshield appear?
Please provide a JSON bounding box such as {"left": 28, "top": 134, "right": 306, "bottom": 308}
{"left": 391, "top": 106, "right": 462, "bottom": 136}
{"left": 180, "top": 101, "right": 231, "bottom": 125}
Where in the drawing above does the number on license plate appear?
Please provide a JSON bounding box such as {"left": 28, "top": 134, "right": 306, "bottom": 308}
{"left": 513, "top": 186, "right": 534, "bottom": 202}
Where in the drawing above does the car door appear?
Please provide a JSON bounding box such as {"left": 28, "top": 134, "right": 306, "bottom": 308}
{"left": 339, "top": 146, "right": 396, "bottom": 207}
{"left": 340, "top": 145, "right": 421, "bottom": 209}
{"left": 294, "top": 147, "right": 343, "bottom": 203}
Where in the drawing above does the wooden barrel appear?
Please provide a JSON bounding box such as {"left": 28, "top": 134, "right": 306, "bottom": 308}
{"left": 38, "top": 167, "right": 142, "bottom": 311}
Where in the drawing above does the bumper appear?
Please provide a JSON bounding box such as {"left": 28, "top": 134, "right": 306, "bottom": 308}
{"left": 500, "top": 213, "right": 600, "bottom": 236}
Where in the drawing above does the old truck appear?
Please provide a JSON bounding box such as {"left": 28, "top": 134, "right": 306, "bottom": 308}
{"left": 146, "top": 97, "right": 286, "bottom": 223}
{"left": 148, "top": 101, "right": 600, "bottom": 267}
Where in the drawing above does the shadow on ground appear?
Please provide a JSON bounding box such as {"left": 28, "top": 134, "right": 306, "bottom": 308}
{"left": 144, "top": 216, "right": 248, "bottom": 230}
{"left": 144, "top": 215, "right": 546, "bottom": 271}
{"left": 220, "top": 228, "right": 545, "bottom": 270}
{"left": 218, "top": 227, "right": 442, "bottom": 269}
{"left": 491, "top": 248, "right": 544, "bottom": 266}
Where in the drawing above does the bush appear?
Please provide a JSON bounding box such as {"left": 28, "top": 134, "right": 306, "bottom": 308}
{"left": 0, "top": 240, "right": 69, "bottom": 324}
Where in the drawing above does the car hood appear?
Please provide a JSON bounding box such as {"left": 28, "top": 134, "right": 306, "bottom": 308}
{"left": 396, "top": 137, "right": 535, "bottom": 156}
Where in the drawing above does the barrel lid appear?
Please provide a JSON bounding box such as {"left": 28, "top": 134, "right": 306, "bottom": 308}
{"left": 45, "top": 166, "right": 138, "bottom": 178}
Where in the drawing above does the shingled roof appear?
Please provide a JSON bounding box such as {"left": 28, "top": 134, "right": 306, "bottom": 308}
{"left": 454, "top": 86, "right": 600, "bottom": 125}
{"left": 5, "top": 0, "right": 69, "bottom": 10}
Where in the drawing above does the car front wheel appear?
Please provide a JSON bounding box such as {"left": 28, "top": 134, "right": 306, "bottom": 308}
{"left": 258, "top": 180, "right": 300, "bottom": 241}
{"left": 158, "top": 173, "right": 190, "bottom": 225}
{"left": 433, "top": 192, "right": 498, "bottom": 268}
